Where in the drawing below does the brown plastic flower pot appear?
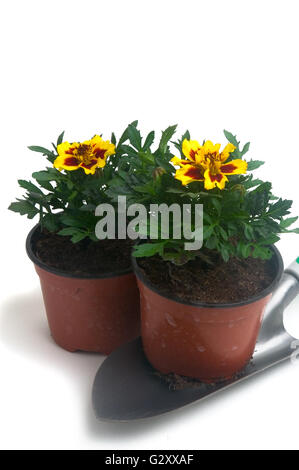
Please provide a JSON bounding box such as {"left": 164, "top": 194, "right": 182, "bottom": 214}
{"left": 132, "top": 247, "right": 283, "bottom": 382}
{"left": 26, "top": 225, "right": 140, "bottom": 354}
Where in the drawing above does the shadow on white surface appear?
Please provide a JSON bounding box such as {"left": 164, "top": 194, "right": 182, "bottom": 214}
{"left": 1, "top": 288, "right": 298, "bottom": 445}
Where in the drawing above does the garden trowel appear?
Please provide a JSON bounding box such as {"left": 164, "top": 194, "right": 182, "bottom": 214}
{"left": 92, "top": 259, "right": 299, "bottom": 421}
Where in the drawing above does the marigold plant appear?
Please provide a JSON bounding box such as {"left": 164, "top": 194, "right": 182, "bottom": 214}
{"left": 9, "top": 122, "right": 138, "bottom": 242}
{"left": 107, "top": 125, "right": 299, "bottom": 264}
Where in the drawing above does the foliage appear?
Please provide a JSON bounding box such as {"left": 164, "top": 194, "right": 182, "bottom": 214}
{"left": 107, "top": 127, "right": 299, "bottom": 263}
{"left": 8, "top": 122, "right": 138, "bottom": 242}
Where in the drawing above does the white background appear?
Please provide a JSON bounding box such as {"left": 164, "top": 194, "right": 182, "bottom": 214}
{"left": 1, "top": 0, "right": 299, "bottom": 450}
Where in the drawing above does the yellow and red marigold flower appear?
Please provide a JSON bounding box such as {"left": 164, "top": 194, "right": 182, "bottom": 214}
{"left": 54, "top": 135, "right": 115, "bottom": 175}
{"left": 171, "top": 139, "right": 247, "bottom": 190}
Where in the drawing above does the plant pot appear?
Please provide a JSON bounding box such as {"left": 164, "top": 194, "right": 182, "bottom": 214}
{"left": 26, "top": 225, "right": 140, "bottom": 354}
{"left": 132, "top": 247, "right": 283, "bottom": 382}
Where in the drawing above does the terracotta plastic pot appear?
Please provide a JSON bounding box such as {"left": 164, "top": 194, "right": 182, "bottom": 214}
{"left": 133, "top": 247, "right": 283, "bottom": 382}
{"left": 26, "top": 225, "right": 140, "bottom": 354}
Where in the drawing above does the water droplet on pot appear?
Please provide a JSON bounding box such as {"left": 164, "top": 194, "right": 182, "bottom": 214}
{"left": 165, "top": 313, "right": 177, "bottom": 327}
{"left": 197, "top": 346, "right": 206, "bottom": 352}
{"left": 232, "top": 345, "right": 238, "bottom": 351}
{"left": 228, "top": 322, "right": 234, "bottom": 328}
{"left": 161, "top": 341, "right": 166, "bottom": 349}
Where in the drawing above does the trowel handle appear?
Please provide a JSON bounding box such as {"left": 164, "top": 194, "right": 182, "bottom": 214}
{"left": 271, "top": 259, "right": 299, "bottom": 312}
{"left": 285, "top": 258, "right": 299, "bottom": 283}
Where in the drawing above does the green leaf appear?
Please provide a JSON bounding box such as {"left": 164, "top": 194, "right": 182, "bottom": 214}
{"left": 240, "top": 142, "right": 250, "bottom": 157}
{"left": 243, "top": 223, "right": 254, "bottom": 240}
{"left": 60, "top": 215, "right": 85, "bottom": 228}
{"left": 58, "top": 227, "right": 80, "bottom": 236}
{"left": 220, "top": 245, "right": 230, "bottom": 262}
{"left": 133, "top": 242, "right": 165, "bottom": 258}
{"left": 111, "top": 132, "right": 117, "bottom": 145}
{"left": 159, "top": 125, "right": 177, "bottom": 153}
{"left": 259, "top": 235, "right": 280, "bottom": 245}
{"left": 117, "top": 121, "right": 138, "bottom": 147}
{"left": 8, "top": 200, "right": 39, "bottom": 219}
{"left": 211, "top": 197, "right": 222, "bottom": 215}
{"left": 32, "top": 170, "right": 59, "bottom": 182}
{"left": 203, "top": 225, "right": 214, "bottom": 240}
{"left": 143, "top": 131, "right": 155, "bottom": 151}
{"left": 218, "top": 226, "right": 228, "bottom": 240}
{"left": 238, "top": 242, "right": 252, "bottom": 258}
{"left": 247, "top": 160, "right": 265, "bottom": 171}
{"left": 205, "top": 235, "right": 217, "bottom": 249}
{"left": 280, "top": 216, "right": 298, "bottom": 229}
{"left": 127, "top": 125, "right": 142, "bottom": 150}
{"left": 18, "top": 179, "right": 43, "bottom": 195}
{"left": 267, "top": 198, "right": 292, "bottom": 218}
{"left": 119, "top": 144, "right": 138, "bottom": 156}
{"left": 57, "top": 131, "right": 65, "bottom": 146}
{"left": 243, "top": 177, "right": 263, "bottom": 189}
{"left": 223, "top": 130, "right": 240, "bottom": 149}
{"left": 71, "top": 232, "right": 87, "bottom": 243}
{"left": 28, "top": 146, "right": 55, "bottom": 160}
{"left": 252, "top": 245, "right": 273, "bottom": 259}
{"left": 181, "top": 130, "right": 190, "bottom": 142}
{"left": 42, "top": 213, "right": 60, "bottom": 232}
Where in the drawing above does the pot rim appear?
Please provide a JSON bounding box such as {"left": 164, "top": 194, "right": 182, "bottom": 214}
{"left": 132, "top": 245, "right": 284, "bottom": 309}
{"left": 26, "top": 224, "right": 133, "bottom": 280}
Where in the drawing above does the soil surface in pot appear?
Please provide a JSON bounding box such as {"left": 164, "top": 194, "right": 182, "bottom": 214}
{"left": 32, "top": 229, "right": 133, "bottom": 275}
{"left": 137, "top": 252, "right": 275, "bottom": 303}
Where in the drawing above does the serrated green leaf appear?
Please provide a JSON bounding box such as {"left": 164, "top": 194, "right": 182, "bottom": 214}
{"left": 32, "top": 170, "right": 59, "bottom": 182}
{"left": 280, "top": 216, "right": 298, "bottom": 228}
{"left": 71, "top": 232, "right": 87, "bottom": 243}
{"left": 243, "top": 223, "right": 254, "bottom": 240}
{"left": 223, "top": 130, "right": 240, "bottom": 149}
{"left": 218, "top": 226, "right": 228, "bottom": 240}
{"left": 58, "top": 227, "right": 80, "bottom": 236}
{"left": 241, "top": 142, "right": 250, "bottom": 156}
{"left": 240, "top": 243, "right": 251, "bottom": 258}
{"left": 267, "top": 198, "right": 292, "bottom": 218}
{"left": 247, "top": 160, "right": 265, "bottom": 171}
{"left": 18, "top": 179, "right": 43, "bottom": 195}
{"left": 111, "top": 132, "right": 116, "bottom": 145}
{"left": 203, "top": 225, "right": 214, "bottom": 240}
{"left": 159, "top": 125, "right": 177, "bottom": 153}
{"left": 8, "top": 200, "right": 39, "bottom": 219}
{"left": 211, "top": 197, "right": 222, "bottom": 215}
{"left": 127, "top": 125, "right": 142, "bottom": 150}
{"left": 220, "top": 245, "right": 230, "bottom": 262}
{"left": 143, "top": 131, "right": 155, "bottom": 151}
{"left": 133, "top": 242, "right": 165, "bottom": 258}
{"left": 57, "top": 131, "right": 65, "bottom": 146}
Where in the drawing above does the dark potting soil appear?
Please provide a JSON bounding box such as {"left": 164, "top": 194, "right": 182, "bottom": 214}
{"left": 32, "top": 229, "right": 134, "bottom": 275}
{"left": 154, "top": 362, "right": 252, "bottom": 390}
{"left": 137, "top": 252, "right": 275, "bottom": 304}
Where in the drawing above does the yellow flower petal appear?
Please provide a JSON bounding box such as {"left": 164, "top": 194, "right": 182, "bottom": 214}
{"left": 220, "top": 143, "right": 236, "bottom": 162}
{"left": 182, "top": 139, "right": 202, "bottom": 162}
{"left": 220, "top": 159, "right": 247, "bottom": 174}
{"left": 171, "top": 156, "right": 193, "bottom": 167}
{"left": 53, "top": 154, "right": 80, "bottom": 171}
{"left": 79, "top": 160, "right": 98, "bottom": 175}
{"left": 174, "top": 164, "right": 204, "bottom": 186}
{"left": 204, "top": 168, "right": 228, "bottom": 190}
{"left": 203, "top": 140, "right": 221, "bottom": 155}
{"left": 57, "top": 141, "right": 79, "bottom": 157}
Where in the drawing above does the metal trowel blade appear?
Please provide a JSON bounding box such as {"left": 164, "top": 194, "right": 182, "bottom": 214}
{"left": 92, "top": 266, "right": 299, "bottom": 421}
